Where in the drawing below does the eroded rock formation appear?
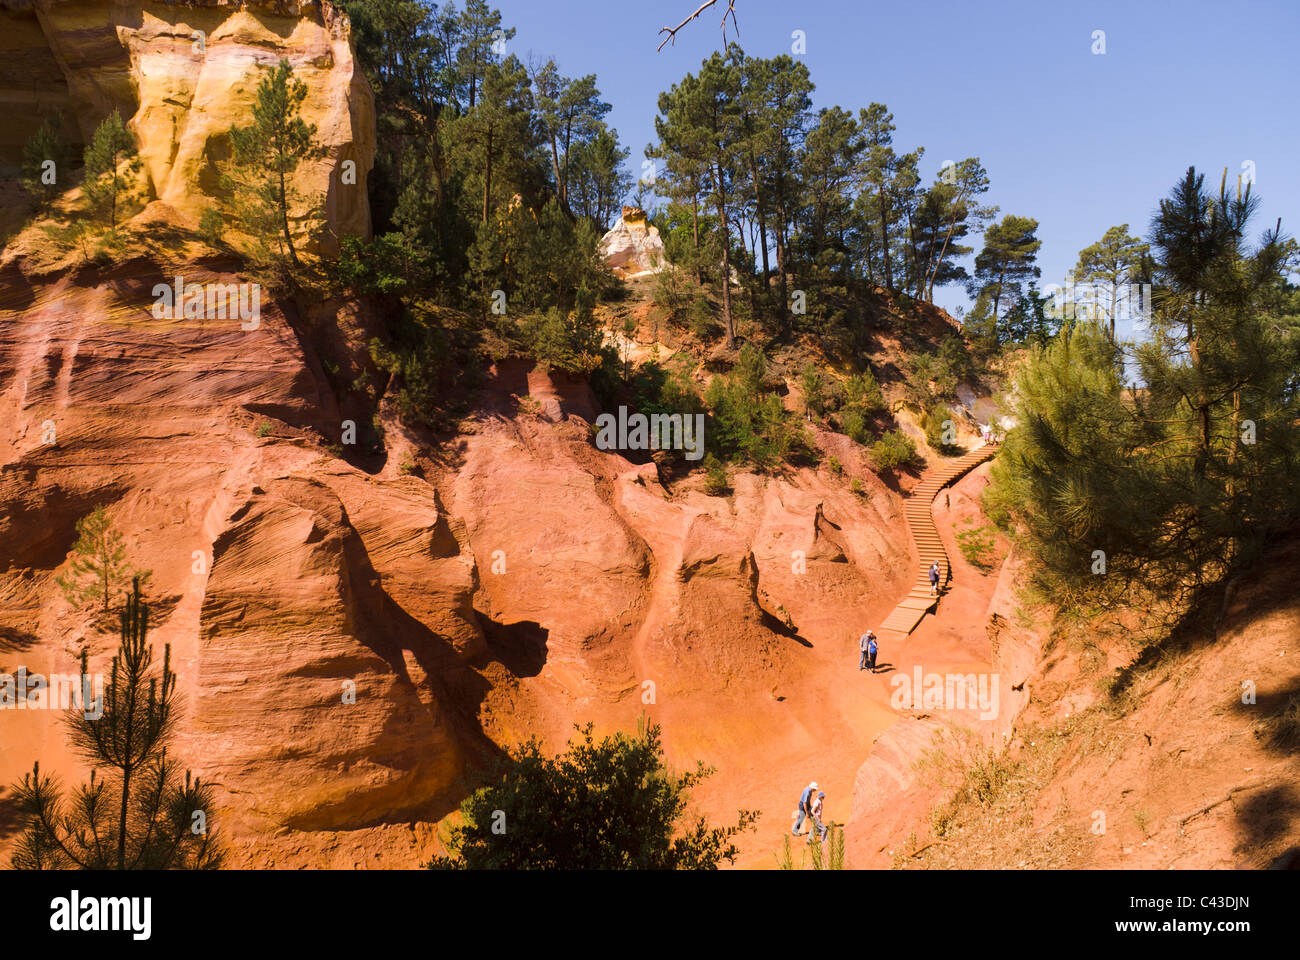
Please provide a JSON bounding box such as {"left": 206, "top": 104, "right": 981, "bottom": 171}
{"left": 0, "top": 0, "right": 373, "bottom": 252}
{"left": 598, "top": 205, "right": 667, "bottom": 278}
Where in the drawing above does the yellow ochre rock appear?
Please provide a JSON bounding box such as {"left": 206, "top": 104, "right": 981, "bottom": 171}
{"left": 0, "top": 0, "right": 374, "bottom": 253}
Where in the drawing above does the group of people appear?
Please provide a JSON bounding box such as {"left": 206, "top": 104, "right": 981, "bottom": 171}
{"left": 792, "top": 781, "right": 829, "bottom": 843}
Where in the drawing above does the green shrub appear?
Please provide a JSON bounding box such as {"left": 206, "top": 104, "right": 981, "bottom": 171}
{"left": 425, "top": 720, "right": 757, "bottom": 869}
{"left": 843, "top": 370, "right": 884, "bottom": 416}
{"left": 799, "top": 362, "right": 827, "bottom": 418}
{"left": 199, "top": 208, "right": 226, "bottom": 248}
{"left": 368, "top": 308, "right": 485, "bottom": 432}
{"left": 840, "top": 409, "right": 869, "bottom": 444}
{"left": 703, "top": 454, "right": 729, "bottom": 495}
{"left": 521, "top": 298, "right": 606, "bottom": 375}
{"left": 870, "top": 430, "right": 918, "bottom": 472}
{"left": 628, "top": 355, "right": 704, "bottom": 419}
{"left": 905, "top": 351, "right": 959, "bottom": 407}
{"left": 705, "top": 370, "right": 812, "bottom": 471}
{"left": 652, "top": 264, "right": 691, "bottom": 321}
{"left": 689, "top": 296, "right": 718, "bottom": 339}
{"left": 956, "top": 521, "right": 996, "bottom": 571}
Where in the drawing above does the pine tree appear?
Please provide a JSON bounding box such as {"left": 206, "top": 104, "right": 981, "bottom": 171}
{"left": 566, "top": 124, "right": 632, "bottom": 229}
{"left": 452, "top": 0, "right": 514, "bottom": 111}
{"left": 223, "top": 58, "right": 325, "bottom": 272}
{"left": 1072, "top": 224, "right": 1150, "bottom": 340}
{"left": 531, "top": 61, "right": 611, "bottom": 216}
{"left": 56, "top": 505, "right": 150, "bottom": 614}
{"left": 968, "top": 214, "right": 1042, "bottom": 336}
{"left": 757, "top": 54, "right": 813, "bottom": 316}
{"left": 798, "top": 106, "right": 863, "bottom": 282}
{"left": 859, "top": 103, "right": 901, "bottom": 291}
{"left": 10, "top": 579, "right": 223, "bottom": 869}
{"left": 988, "top": 169, "right": 1300, "bottom": 617}
{"left": 913, "top": 158, "right": 997, "bottom": 302}
{"left": 81, "top": 110, "right": 140, "bottom": 233}
{"left": 649, "top": 75, "right": 713, "bottom": 285}
{"left": 21, "top": 113, "right": 72, "bottom": 211}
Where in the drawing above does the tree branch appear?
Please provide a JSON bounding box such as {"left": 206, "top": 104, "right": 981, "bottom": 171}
{"left": 658, "top": 0, "right": 739, "bottom": 52}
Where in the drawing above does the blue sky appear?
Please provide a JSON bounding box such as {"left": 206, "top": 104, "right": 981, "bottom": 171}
{"left": 493, "top": 0, "right": 1299, "bottom": 318}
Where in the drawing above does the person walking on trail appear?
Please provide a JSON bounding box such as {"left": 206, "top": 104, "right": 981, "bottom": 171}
{"left": 867, "top": 634, "right": 878, "bottom": 673}
{"left": 929, "top": 561, "right": 942, "bottom": 597}
{"left": 807, "top": 791, "right": 828, "bottom": 845}
{"left": 859, "top": 630, "right": 876, "bottom": 670}
{"left": 792, "top": 781, "right": 818, "bottom": 836}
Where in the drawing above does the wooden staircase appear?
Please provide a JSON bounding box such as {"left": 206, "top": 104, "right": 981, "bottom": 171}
{"left": 878, "top": 443, "right": 999, "bottom": 637}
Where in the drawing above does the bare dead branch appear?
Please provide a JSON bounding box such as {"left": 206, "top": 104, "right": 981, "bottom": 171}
{"left": 1176, "top": 780, "right": 1268, "bottom": 832}
{"left": 657, "top": 0, "right": 739, "bottom": 52}
{"left": 907, "top": 839, "right": 951, "bottom": 858}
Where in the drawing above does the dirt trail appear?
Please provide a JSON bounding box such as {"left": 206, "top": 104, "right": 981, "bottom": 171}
{"left": 685, "top": 462, "right": 1006, "bottom": 868}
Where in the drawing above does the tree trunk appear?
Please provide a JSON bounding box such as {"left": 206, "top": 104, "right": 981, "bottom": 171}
{"left": 548, "top": 135, "right": 563, "bottom": 205}
{"left": 927, "top": 200, "right": 965, "bottom": 302}
{"left": 716, "top": 160, "right": 734, "bottom": 348}
{"left": 280, "top": 165, "right": 299, "bottom": 269}
{"left": 482, "top": 128, "right": 493, "bottom": 224}
{"left": 1109, "top": 280, "right": 1118, "bottom": 341}
{"left": 877, "top": 184, "right": 892, "bottom": 291}
{"left": 906, "top": 209, "right": 921, "bottom": 298}
{"left": 1189, "top": 324, "right": 1211, "bottom": 480}
{"left": 561, "top": 119, "right": 573, "bottom": 207}
{"left": 691, "top": 186, "right": 704, "bottom": 284}
{"left": 775, "top": 177, "right": 789, "bottom": 322}
{"left": 992, "top": 265, "right": 1005, "bottom": 329}
{"left": 749, "top": 150, "right": 771, "bottom": 303}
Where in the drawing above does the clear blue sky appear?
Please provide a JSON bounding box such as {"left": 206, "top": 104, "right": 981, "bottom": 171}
{"left": 493, "top": 0, "right": 1299, "bottom": 317}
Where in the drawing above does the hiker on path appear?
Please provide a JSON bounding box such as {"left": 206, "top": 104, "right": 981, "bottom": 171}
{"left": 867, "top": 634, "right": 878, "bottom": 673}
{"left": 807, "top": 791, "right": 828, "bottom": 845}
{"left": 792, "top": 780, "right": 818, "bottom": 836}
{"left": 929, "top": 561, "right": 942, "bottom": 597}
{"left": 858, "top": 630, "right": 876, "bottom": 671}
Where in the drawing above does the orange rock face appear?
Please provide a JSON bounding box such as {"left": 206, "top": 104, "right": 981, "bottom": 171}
{"left": 0, "top": 259, "right": 482, "bottom": 863}
{"left": 0, "top": 252, "right": 942, "bottom": 864}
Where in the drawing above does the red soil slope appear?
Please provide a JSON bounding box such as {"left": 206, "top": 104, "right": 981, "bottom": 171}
{"left": 4, "top": 257, "right": 1018, "bottom": 866}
